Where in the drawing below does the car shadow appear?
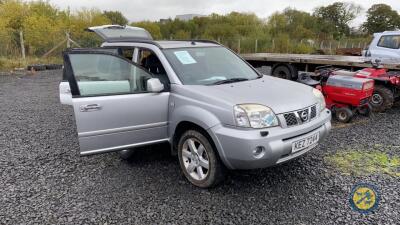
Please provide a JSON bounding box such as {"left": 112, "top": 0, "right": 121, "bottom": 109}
{"left": 118, "top": 143, "right": 317, "bottom": 192}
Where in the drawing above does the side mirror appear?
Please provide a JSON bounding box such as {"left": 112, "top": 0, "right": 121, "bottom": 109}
{"left": 59, "top": 82, "right": 73, "bottom": 105}
{"left": 147, "top": 78, "right": 164, "bottom": 93}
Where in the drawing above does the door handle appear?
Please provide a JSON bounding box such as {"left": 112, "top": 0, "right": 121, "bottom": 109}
{"left": 80, "top": 104, "right": 102, "bottom": 112}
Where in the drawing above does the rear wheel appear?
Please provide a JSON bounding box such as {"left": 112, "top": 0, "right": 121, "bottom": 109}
{"left": 370, "top": 85, "right": 394, "bottom": 112}
{"left": 335, "top": 107, "right": 353, "bottom": 123}
{"left": 272, "top": 65, "right": 292, "bottom": 80}
{"left": 177, "top": 130, "right": 225, "bottom": 188}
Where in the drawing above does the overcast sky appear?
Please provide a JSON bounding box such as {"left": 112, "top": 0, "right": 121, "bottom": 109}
{"left": 48, "top": 0, "right": 400, "bottom": 26}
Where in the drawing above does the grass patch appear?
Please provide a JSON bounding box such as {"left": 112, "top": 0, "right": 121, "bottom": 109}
{"left": 0, "top": 57, "right": 62, "bottom": 72}
{"left": 325, "top": 150, "right": 400, "bottom": 177}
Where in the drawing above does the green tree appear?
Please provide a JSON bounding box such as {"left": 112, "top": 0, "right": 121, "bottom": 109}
{"left": 131, "top": 21, "right": 162, "bottom": 39}
{"left": 268, "top": 8, "right": 318, "bottom": 40}
{"left": 314, "top": 2, "right": 362, "bottom": 39}
{"left": 102, "top": 10, "right": 128, "bottom": 25}
{"left": 362, "top": 4, "right": 400, "bottom": 34}
{"left": 68, "top": 8, "right": 111, "bottom": 47}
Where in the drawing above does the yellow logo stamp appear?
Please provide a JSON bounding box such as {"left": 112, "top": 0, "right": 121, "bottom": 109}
{"left": 349, "top": 183, "right": 380, "bottom": 214}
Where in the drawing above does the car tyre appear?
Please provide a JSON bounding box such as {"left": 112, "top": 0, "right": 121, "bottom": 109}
{"left": 358, "top": 104, "right": 372, "bottom": 117}
{"left": 272, "top": 65, "right": 292, "bottom": 80}
{"left": 335, "top": 107, "right": 353, "bottom": 123}
{"left": 119, "top": 149, "right": 135, "bottom": 160}
{"left": 370, "top": 85, "right": 394, "bottom": 112}
{"left": 177, "top": 129, "right": 225, "bottom": 188}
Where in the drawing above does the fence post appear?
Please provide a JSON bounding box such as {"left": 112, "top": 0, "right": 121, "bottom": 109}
{"left": 287, "top": 39, "right": 289, "bottom": 53}
{"left": 217, "top": 37, "right": 221, "bottom": 43}
{"left": 255, "top": 39, "right": 258, "bottom": 53}
{"left": 272, "top": 39, "right": 275, "bottom": 52}
{"left": 66, "top": 32, "right": 71, "bottom": 48}
{"left": 329, "top": 41, "right": 332, "bottom": 54}
{"left": 237, "top": 38, "right": 241, "bottom": 54}
{"left": 19, "top": 30, "right": 26, "bottom": 64}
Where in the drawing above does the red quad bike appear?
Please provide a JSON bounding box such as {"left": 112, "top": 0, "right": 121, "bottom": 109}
{"left": 331, "top": 60, "right": 400, "bottom": 112}
{"left": 298, "top": 70, "right": 375, "bottom": 123}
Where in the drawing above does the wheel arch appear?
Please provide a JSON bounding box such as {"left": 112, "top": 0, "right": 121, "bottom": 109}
{"left": 171, "top": 120, "right": 232, "bottom": 169}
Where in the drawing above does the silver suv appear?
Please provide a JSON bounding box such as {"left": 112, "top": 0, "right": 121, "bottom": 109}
{"left": 60, "top": 25, "right": 331, "bottom": 188}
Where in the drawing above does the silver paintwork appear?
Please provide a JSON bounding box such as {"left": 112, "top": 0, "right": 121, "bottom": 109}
{"left": 147, "top": 78, "right": 164, "bottom": 93}
{"left": 72, "top": 92, "right": 169, "bottom": 155}
{"left": 365, "top": 31, "right": 400, "bottom": 60}
{"left": 61, "top": 38, "right": 332, "bottom": 169}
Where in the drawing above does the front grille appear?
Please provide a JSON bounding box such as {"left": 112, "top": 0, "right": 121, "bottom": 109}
{"left": 282, "top": 105, "right": 317, "bottom": 127}
{"left": 284, "top": 113, "right": 298, "bottom": 126}
{"left": 310, "top": 105, "right": 317, "bottom": 119}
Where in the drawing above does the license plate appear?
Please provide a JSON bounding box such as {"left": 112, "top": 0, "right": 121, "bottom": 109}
{"left": 292, "top": 132, "right": 319, "bottom": 153}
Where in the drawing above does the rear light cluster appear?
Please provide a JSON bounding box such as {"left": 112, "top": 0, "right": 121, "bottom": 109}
{"left": 363, "top": 81, "right": 374, "bottom": 90}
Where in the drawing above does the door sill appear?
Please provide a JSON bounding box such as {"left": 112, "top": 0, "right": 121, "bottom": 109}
{"left": 80, "top": 138, "right": 169, "bottom": 156}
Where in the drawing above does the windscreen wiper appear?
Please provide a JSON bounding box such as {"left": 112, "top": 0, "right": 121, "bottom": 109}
{"left": 212, "top": 78, "right": 249, "bottom": 85}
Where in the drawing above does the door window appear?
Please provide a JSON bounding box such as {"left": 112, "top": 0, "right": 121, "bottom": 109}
{"left": 377, "top": 35, "right": 400, "bottom": 49}
{"left": 138, "top": 49, "right": 170, "bottom": 86}
{"left": 69, "top": 53, "right": 152, "bottom": 97}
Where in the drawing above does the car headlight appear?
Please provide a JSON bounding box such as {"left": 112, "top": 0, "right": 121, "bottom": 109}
{"left": 234, "top": 104, "right": 279, "bottom": 128}
{"left": 313, "top": 88, "right": 326, "bottom": 112}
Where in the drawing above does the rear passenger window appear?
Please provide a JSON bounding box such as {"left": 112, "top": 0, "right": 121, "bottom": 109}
{"left": 69, "top": 54, "right": 152, "bottom": 96}
{"left": 377, "top": 35, "right": 400, "bottom": 49}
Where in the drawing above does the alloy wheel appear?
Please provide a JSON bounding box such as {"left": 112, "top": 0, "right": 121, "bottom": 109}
{"left": 181, "top": 138, "right": 209, "bottom": 181}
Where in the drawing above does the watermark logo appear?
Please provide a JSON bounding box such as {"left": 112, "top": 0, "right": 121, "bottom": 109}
{"left": 349, "top": 183, "right": 380, "bottom": 214}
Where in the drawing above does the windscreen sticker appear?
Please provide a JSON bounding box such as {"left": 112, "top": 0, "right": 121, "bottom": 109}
{"left": 174, "top": 51, "right": 197, "bottom": 65}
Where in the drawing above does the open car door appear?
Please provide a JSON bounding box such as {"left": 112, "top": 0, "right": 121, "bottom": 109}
{"left": 86, "top": 25, "right": 153, "bottom": 42}
{"left": 63, "top": 49, "right": 169, "bottom": 155}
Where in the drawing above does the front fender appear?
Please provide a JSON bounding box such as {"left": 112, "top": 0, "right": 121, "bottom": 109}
{"left": 169, "top": 105, "right": 235, "bottom": 168}
{"left": 169, "top": 105, "right": 221, "bottom": 135}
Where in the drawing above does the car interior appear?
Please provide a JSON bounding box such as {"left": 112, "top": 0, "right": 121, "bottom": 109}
{"left": 138, "top": 49, "right": 170, "bottom": 89}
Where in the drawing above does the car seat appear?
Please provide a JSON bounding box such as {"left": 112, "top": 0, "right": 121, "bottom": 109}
{"left": 142, "top": 54, "right": 170, "bottom": 89}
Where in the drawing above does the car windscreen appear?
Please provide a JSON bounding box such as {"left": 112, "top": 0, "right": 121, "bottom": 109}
{"left": 163, "top": 47, "right": 260, "bottom": 85}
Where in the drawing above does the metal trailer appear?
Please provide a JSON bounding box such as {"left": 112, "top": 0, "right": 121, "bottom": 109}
{"left": 241, "top": 53, "right": 400, "bottom": 80}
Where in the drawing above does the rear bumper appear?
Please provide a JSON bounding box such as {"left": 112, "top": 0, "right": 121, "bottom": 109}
{"left": 209, "top": 109, "right": 332, "bottom": 170}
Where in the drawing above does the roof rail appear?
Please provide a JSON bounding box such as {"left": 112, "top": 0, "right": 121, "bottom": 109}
{"left": 168, "top": 39, "right": 222, "bottom": 45}
{"left": 105, "top": 38, "right": 162, "bottom": 48}
{"left": 103, "top": 39, "right": 221, "bottom": 49}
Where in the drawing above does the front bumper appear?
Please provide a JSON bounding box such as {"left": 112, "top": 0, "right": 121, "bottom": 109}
{"left": 209, "top": 109, "right": 332, "bottom": 170}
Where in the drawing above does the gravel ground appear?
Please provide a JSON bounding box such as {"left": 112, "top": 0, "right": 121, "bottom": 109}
{"left": 0, "top": 71, "right": 399, "bottom": 225}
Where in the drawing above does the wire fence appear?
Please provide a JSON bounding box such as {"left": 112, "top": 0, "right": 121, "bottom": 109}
{"left": 217, "top": 37, "right": 371, "bottom": 54}
{"left": 0, "top": 30, "right": 372, "bottom": 70}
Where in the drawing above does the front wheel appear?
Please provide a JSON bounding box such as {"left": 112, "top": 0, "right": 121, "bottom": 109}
{"left": 370, "top": 85, "right": 394, "bottom": 112}
{"left": 177, "top": 130, "right": 225, "bottom": 188}
{"left": 335, "top": 107, "right": 353, "bottom": 123}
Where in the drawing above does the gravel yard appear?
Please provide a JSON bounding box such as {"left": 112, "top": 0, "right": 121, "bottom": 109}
{"left": 0, "top": 71, "right": 399, "bottom": 225}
